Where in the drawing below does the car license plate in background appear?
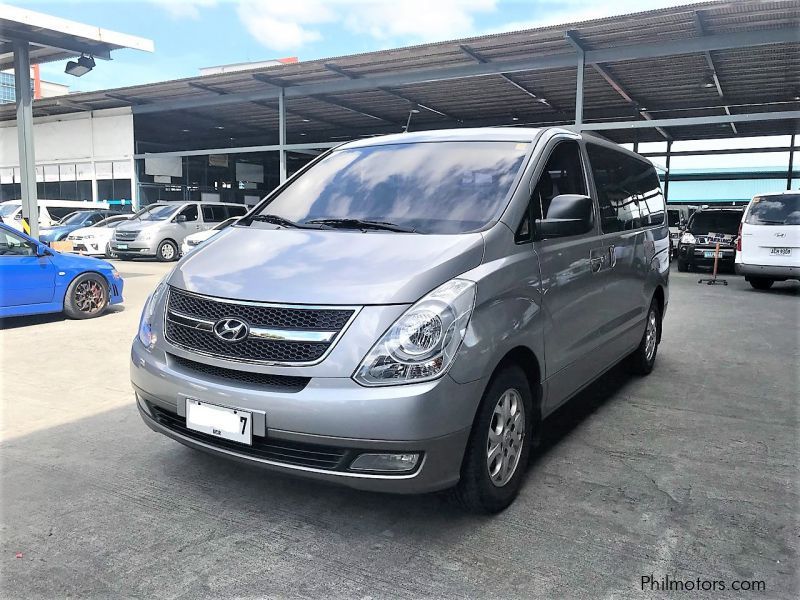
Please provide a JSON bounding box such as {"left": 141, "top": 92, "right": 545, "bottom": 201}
{"left": 770, "top": 247, "right": 791, "bottom": 255}
{"left": 186, "top": 399, "right": 252, "bottom": 445}
{"left": 704, "top": 251, "right": 717, "bottom": 258}
{"left": 116, "top": 244, "right": 128, "bottom": 250}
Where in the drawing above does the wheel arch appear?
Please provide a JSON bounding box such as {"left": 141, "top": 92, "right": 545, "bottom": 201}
{"left": 490, "top": 345, "right": 543, "bottom": 412}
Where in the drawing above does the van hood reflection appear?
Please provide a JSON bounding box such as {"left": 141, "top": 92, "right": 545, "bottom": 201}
{"left": 171, "top": 226, "right": 485, "bottom": 305}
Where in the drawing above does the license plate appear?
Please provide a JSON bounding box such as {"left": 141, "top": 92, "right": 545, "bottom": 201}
{"left": 770, "top": 247, "right": 791, "bottom": 256}
{"left": 703, "top": 251, "right": 718, "bottom": 258}
{"left": 186, "top": 399, "right": 252, "bottom": 445}
{"left": 116, "top": 243, "right": 128, "bottom": 250}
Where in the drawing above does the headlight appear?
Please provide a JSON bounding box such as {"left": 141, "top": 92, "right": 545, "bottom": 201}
{"left": 138, "top": 278, "right": 169, "bottom": 349}
{"left": 83, "top": 234, "right": 94, "bottom": 240}
{"left": 138, "top": 229, "right": 152, "bottom": 240}
{"left": 353, "top": 279, "right": 476, "bottom": 386}
{"left": 680, "top": 232, "right": 696, "bottom": 245}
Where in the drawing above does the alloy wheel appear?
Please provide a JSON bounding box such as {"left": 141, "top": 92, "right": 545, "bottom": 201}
{"left": 487, "top": 388, "right": 525, "bottom": 487}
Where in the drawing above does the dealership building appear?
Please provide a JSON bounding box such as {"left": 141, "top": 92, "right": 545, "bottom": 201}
{"left": 0, "top": 0, "right": 797, "bottom": 211}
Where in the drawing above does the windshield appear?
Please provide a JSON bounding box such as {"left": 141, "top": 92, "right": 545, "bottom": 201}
{"left": 94, "top": 217, "right": 126, "bottom": 228}
{"left": 136, "top": 204, "right": 176, "bottom": 221}
{"left": 60, "top": 211, "right": 92, "bottom": 225}
{"left": 745, "top": 194, "right": 800, "bottom": 225}
{"left": 0, "top": 203, "right": 20, "bottom": 218}
{"left": 254, "top": 141, "right": 530, "bottom": 234}
{"left": 688, "top": 210, "right": 742, "bottom": 235}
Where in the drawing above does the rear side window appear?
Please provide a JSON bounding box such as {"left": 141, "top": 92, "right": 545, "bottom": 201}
{"left": 587, "top": 145, "right": 665, "bottom": 232}
{"left": 745, "top": 194, "right": 800, "bottom": 225}
{"left": 47, "top": 206, "right": 77, "bottom": 221}
{"left": 201, "top": 205, "right": 228, "bottom": 223}
{"left": 226, "top": 204, "right": 247, "bottom": 218}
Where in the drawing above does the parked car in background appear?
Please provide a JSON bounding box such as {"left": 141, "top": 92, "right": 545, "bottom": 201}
{"left": 39, "top": 210, "right": 122, "bottom": 244}
{"left": 112, "top": 202, "right": 248, "bottom": 261}
{"left": 132, "top": 128, "right": 669, "bottom": 514}
{"left": 667, "top": 209, "right": 685, "bottom": 260}
{"left": 677, "top": 206, "right": 743, "bottom": 272}
{"left": 0, "top": 222, "right": 124, "bottom": 320}
{"left": 181, "top": 216, "right": 240, "bottom": 256}
{"left": 0, "top": 199, "right": 110, "bottom": 231}
{"left": 67, "top": 214, "right": 133, "bottom": 257}
{"left": 736, "top": 191, "right": 800, "bottom": 290}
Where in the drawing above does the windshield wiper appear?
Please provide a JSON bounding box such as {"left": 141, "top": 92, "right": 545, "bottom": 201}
{"left": 250, "top": 214, "right": 329, "bottom": 229}
{"left": 305, "top": 218, "right": 416, "bottom": 233}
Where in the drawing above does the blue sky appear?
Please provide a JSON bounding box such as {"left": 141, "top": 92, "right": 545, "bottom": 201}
{"left": 21, "top": 0, "right": 680, "bottom": 92}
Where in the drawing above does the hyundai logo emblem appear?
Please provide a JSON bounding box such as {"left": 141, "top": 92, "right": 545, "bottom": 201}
{"left": 213, "top": 317, "right": 249, "bottom": 342}
{"left": 775, "top": 232, "right": 786, "bottom": 238}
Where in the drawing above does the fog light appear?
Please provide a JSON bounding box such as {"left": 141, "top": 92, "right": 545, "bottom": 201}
{"left": 349, "top": 452, "right": 420, "bottom": 472}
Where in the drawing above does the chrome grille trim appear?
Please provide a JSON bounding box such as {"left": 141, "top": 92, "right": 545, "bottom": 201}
{"left": 163, "top": 288, "right": 360, "bottom": 366}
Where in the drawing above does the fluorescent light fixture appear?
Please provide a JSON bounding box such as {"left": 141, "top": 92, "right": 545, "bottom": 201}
{"left": 65, "top": 55, "right": 95, "bottom": 77}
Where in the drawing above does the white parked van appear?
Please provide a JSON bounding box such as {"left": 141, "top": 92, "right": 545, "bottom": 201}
{"left": 736, "top": 191, "right": 800, "bottom": 289}
{"left": 0, "top": 199, "right": 110, "bottom": 231}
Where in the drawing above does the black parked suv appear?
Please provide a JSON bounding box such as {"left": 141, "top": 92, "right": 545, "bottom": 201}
{"left": 677, "top": 207, "right": 743, "bottom": 272}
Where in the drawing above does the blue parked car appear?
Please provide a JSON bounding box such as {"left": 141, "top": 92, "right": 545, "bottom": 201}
{"left": 39, "top": 210, "right": 119, "bottom": 244}
{"left": 0, "top": 222, "right": 124, "bottom": 319}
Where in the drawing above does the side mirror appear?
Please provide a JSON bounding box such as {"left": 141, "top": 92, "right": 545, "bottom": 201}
{"left": 175, "top": 214, "right": 187, "bottom": 223}
{"left": 36, "top": 245, "right": 52, "bottom": 257}
{"left": 535, "top": 194, "right": 594, "bottom": 240}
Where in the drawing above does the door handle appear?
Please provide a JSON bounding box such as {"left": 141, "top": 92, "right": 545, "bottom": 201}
{"left": 590, "top": 256, "right": 603, "bottom": 273}
{"left": 608, "top": 245, "right": 617, "bottom": 268}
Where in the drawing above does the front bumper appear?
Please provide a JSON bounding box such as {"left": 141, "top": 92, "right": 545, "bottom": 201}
{"left": 736, "top": 263, "right": 799, "bottom": 280}
{"left": 131, "top": 339, "right": 481, "bottom": 493}
{"left": 678, "top": 243, "right": 736, "bottom": 266}
{"left": 112, "top": 239, "right": 159, "bottom": 256}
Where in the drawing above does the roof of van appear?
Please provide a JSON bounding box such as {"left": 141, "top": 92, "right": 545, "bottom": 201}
{"left": 339, "top": 127, "right": 554, "bottom": 149}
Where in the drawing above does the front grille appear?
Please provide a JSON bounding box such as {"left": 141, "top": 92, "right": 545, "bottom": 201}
{"left": 115, "top": 231, "right": 138, "bottom": 242}
{"left": 148, "top": 403, "right": 350, "bottom": 470}
{"left": 168, "top": 353, "right": 309, "bottom": 392}
{"left": 169, "top": 288, "right": 353, "bottom": 330}
{"left": 165, "top": 288, "right": 355, "bottom": 364}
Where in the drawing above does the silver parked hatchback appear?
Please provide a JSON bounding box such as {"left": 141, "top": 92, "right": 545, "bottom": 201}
{"left": 132, "top": 128, "right": 669, "bottom": 513}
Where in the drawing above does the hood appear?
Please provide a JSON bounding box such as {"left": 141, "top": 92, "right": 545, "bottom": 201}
{"left": 116, "top": 220, "right": 158, "bottom": 234}
{"left": 170, "top": 226, "right": 485, "bottom": 305}
{"left": 39, "top": 225, "right": 73, "bottom": 242}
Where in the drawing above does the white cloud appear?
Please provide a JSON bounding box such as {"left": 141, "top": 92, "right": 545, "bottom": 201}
{"left": 151, "top": 0, "right": 217, "bottom": 20}
{"left": 236, "top": 0, "right": 496, "bottom": 52}
{"left": 236, "top": 1, "right": 335, "bottom": 51}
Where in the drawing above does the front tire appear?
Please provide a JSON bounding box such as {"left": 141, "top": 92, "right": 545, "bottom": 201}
{"left": 677, "top": 259, "right": 688, "bottom": 272}
{"left": 156, "top": 240, "right": 178, "bottom": 262}
{"left": 449, "top": 365, "right": 537, "bottom": 514}
{"left": 104, "top": 243, "right": 117, "bottom": 259}
{"left": 748, "top": 277, "right": 774, "bottom": 290}
{"left": 629, "top": 298, "right": 661, "bottom": 375}
{"left": 63, "top": 273, "right": 109, "bottom": 319}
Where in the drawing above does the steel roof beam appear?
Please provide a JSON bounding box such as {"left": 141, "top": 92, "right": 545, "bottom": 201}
{"left": 459, "top": 44, "right": 555, "bottom": 112}
{"left": 694, "top": 11, "right": 737, "bottom": 135}
{"left": 133, "top": 26, "right": 800, "bottom": 115}
{"left": 253, "top": 72, "right": 399, "bottom": 125}
{"left": 566, "top": 31, "right": 671, "bottom": 141}
{"left": 324, "top": 62, "right": 461, "bottom": 122}
{"left": 576, "top": 110, "right": 800, "bottom": 131}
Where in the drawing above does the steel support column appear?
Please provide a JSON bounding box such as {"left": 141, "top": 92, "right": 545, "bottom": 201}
{"left": 663, "top": 141, "right": 673, "bottom": 203}
{"left": 278, "top": 87, "right": 287, "bottom": 184}
{"left": 574, "top": 46, "right": 584, "bottom": 130}
{"left": 13, "top": 41, "right": 39, "bottom": 239}
{"left": 788, "top": 134, "right": 796, "bottom": 190}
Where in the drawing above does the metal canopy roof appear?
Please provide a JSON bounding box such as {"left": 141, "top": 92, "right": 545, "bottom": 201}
{"left": 2, "top": 0, "right": 797, "bottom": 149}
{"left": 0, "top": 3, "right": 153, "bottom": 70}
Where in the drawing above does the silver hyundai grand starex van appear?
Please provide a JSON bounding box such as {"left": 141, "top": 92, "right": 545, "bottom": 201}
{"left": 133, "top": 128, "right": 669, "bottom": 513}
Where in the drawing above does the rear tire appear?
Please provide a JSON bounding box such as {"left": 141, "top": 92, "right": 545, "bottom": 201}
{"left": 448, "top": 365, "right": 538, "bottom": 514}
{"left": 629, "top": 298, "right": 661, "bottom": 376}
{"left": 156, "top": 240, "right": 178, "bottom": 262}
{"left": 677, "top": 259, "right": 688, "bottom": 272}
{"left": 748, "top": 277, "right": 774, "bottom": 290}
{"left": 63, "top": 273, "right": 109, "bottom": 319}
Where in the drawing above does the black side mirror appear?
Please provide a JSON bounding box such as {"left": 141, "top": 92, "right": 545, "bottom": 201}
{"left": 175, "top": 214, "right": 187, "bottom": 223}
{"left": 535, "top": 194, "right": 594, "bottom": 240}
